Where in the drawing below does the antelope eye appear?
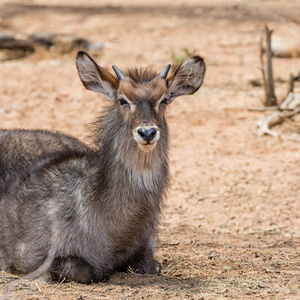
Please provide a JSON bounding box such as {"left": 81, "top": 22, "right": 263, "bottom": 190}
{"left": 160, "top": 98, "right": 169, "bottom": 105}
{"left": 119, "top": 98, "right": 128, "bottom": 106}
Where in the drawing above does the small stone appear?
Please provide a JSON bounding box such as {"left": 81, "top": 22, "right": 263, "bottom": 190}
{"left": 258, "top": 281, "right": 269, "bottom": 288}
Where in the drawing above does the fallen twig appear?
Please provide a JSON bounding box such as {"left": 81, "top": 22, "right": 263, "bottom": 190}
{"left": 255, "top": 90, "right": 300, "bottom": 140}
{"left": 248, "top": 107, "right": 294, "bottom": 112}
{"left": 0, "top": 32, "right": 103, "bottom": 61}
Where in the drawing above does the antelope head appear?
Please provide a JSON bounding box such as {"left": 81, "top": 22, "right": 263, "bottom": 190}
{"left": 76, "top": 51, "right": 206, "bottom": 153}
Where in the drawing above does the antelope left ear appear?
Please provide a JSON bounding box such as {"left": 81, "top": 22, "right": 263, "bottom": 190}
{"left": 76, "top": 51, "right": 118, "bottom": 102}
{"left": 167, "top": 56, "right": 206, "bottom": 101}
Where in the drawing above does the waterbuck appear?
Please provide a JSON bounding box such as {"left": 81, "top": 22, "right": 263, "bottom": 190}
{"left": 0, "top": 51, "right": 206, "bottom": 283}
{"left": 0, "top": 129, "right": 89, "bottom": 197}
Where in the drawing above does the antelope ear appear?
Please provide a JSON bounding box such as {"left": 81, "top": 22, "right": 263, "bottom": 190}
{"left": 167, "top": 56, "right": 206, "bottom": 101}
{"left": 76, "top": 51, "right": 118, "bottom": 101}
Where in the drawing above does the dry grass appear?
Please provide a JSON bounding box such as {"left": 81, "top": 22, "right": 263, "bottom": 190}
{"left": 1, "top": 231, "right": 299, "bottom": 299}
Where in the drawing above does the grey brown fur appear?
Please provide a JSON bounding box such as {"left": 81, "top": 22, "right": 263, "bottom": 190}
{"left": 0, "top": 129, "right": 89, "bottom": 197}
{"left": 0, "top": 51, "right": 206, "bottom": 283}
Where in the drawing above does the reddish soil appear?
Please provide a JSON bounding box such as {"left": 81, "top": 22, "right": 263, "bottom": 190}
{"left": 0, "top": 1, "right": 299, "bottom": 299}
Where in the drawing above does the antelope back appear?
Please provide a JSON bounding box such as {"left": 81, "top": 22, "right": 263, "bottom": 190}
{"left": 0, "top": 129, "right": 88, "bottom": 196}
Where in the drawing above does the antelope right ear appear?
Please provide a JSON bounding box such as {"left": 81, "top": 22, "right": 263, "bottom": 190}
{"left": 76, "top": 51, "right": 118, "bottom": 101}
{"left": 167, "top": 56, "right": 206, "bottom": 101}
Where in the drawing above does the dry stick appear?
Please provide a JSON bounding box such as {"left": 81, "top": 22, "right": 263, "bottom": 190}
{"left": 257, "top": 113, "right": 281, "bottom": 137}
{"left": 265, "top": 25, "right": 277, "bottom": 106}
{"left": 259, "top": 29, "right": 268, "bottom": 103}
{"left": 256, "top": 28, "right": 300, "bottom": 139}
{"left": 288, "top": 73, "right": 295, "bottom": 94}
{"left": 256, "top": 93, "right": 300, "bottom": 140}
{"left": 248, "top": 107, "right": 294, "bottom": 112}
{"left": 281, "top": 92, "right": 295, "bottom": 109}
{"left": 256, "top": 93, "right": 293, "bottom": 137}
{"left": 287, "top": 72, "right": 300, "bottom": 95}
{"left": 283, "top": 105, "right": 300, "bottom": 119}
{"left": 255, "top": 49, "right": 300, "bottom": 139}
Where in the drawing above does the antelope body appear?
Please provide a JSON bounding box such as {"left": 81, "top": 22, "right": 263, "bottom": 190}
{"left": 0, "top": 52, "right": 205, "bottom": 283}
{"left": 0, "top": 129, "right": 88, "bottom": 197}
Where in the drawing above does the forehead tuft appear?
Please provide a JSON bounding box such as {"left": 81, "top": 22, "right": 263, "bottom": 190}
{"left": 118, "top": 75, "right": 167, "bottom": 104}
{"left": 125, "top": 68, "right": 159, "bottom": 83}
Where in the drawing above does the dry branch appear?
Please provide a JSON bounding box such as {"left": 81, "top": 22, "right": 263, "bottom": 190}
{"left": 0, "top": 33, "right": 103, "bottom": 61}
{"left": 264, "top": 25, "right": 277, "bottom": 106}
{"left": 259, "top": 30, "right": 268, "bottom": 102}
{"left": 255, "top": 25, "right": 300, "bottom": 140}
{"left": 256, "top": 92, "right": 300, "bottom": 140}
{"left": 248, "top": 107, "right": 294, "bottom": 112}
{"left": 287, "top": 72, "right": 300, "bottom": 94}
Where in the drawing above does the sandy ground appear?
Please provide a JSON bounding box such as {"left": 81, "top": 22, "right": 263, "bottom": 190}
{"left": 0, "top": 0, "right": 299, "bottom": 299}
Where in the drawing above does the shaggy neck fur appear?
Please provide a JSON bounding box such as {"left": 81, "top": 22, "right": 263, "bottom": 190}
{"left": 92, "top": 104, "right": 169, "bottom": 205}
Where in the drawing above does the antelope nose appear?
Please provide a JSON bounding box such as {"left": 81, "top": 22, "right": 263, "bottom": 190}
{"left": 137, "top": 127, "right": 157, "bottom": 143}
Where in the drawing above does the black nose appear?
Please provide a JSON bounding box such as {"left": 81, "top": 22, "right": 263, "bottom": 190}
{"left": 138, "top": 127, "right": 157, "bottom": 143}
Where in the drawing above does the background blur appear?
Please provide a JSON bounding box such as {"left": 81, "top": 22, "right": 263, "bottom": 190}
{"left": 0, "top": 1, "right": 299, "bottom": 299}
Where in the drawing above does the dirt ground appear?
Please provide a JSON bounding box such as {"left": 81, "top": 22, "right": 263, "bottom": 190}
{"left": 0, "top": 0, "right": 300, "bottom": 299}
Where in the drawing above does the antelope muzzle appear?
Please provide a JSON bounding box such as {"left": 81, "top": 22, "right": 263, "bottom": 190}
{"left": 134, "top": 124, "right": 160, "bottom": 152}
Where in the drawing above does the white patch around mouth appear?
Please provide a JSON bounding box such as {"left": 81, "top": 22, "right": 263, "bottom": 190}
{"left": 133, "top": 125, "right": 160, "bottom": 152}
{"left": 137, "top": 142, "right": 157, "bottom": 152}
